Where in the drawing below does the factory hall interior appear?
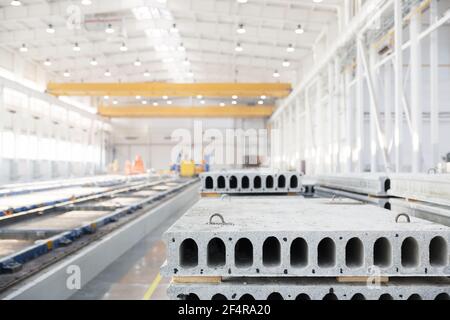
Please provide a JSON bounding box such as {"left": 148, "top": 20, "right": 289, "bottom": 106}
{"left": 1, "top": 0, "right": 450, "bottom": 304}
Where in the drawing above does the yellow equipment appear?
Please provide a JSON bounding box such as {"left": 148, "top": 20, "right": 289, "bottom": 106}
{"left": 180, "top": 160, "right": 196, "bottom": 177}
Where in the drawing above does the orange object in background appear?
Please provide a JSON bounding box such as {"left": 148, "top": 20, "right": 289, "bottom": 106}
{"left": 124, "top": 160, "right": 133, "bottom": 175}
{"left": 132, "top": 155, "right": 145, "bottom": 174}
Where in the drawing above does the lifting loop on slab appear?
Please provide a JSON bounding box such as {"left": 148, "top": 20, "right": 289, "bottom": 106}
{"left": 395, "top": 213, "right": 411, "bottom": 223}
{"left": 208, "top": 213, "right": 232, "bottom": 226}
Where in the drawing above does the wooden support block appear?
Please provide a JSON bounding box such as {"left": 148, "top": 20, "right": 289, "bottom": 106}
{"left": 200, "top": 193, "right": 221, "bottom": 198}
{"left": 172, "top": 276, "right": 222, "bottom": 284}
{"left": 337, "top": 276, "right": 389, "bottom": 283}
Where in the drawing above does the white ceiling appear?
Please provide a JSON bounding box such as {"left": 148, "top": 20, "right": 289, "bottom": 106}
{"left": 0, "top": 0, "right": 343, "bottom": 84}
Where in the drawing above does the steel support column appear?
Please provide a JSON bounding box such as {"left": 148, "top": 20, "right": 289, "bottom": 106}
{"left": 410, "top": 6, "right": 422, "bottom": 173}
{"left": 394, "top": 0, "right": 403, "bottom": 173}
{"left": 429, "top": 0, "right": 439, "bottom": 168}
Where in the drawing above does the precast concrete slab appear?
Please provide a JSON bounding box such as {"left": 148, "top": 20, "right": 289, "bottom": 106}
{"left": 168, "top": 277, "right": 450, "bottom": 300}
{"left": 315, "top": 186, "right": 390, "bottom": 209}
{"left": 315, "top": 174, "right": 390, "bottom": 197}
{"left": 162, "top": 197, "right": 450, "bottom": 277}
{"left": 200, "top": 171, "right": 303, "bottom": 194}
{"left": 390, "top": 198, "right": 450, "bottom": 227}
{"left": 388, "top": 174, "right": 450, "bottom": 207}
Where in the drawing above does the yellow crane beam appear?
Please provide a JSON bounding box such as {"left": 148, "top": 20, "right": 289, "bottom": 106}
{"left": 47, "top": 82, "right": 291, "bottom": 98}
{"left": 98, "top": 105, "right": 275, "bottom": 118}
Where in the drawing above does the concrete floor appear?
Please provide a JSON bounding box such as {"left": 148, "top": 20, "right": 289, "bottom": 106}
{"left": 70, "top": 198, "right": 191, "bottom": 300}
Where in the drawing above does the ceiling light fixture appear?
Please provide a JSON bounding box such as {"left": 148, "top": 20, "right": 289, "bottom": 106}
{"left": 183, "top": 58, "right": 190, "bottom": 66}
{"left": 19, "top": 43, "right": 28, "bottom": 52}
{"left": 104, "top": 70, "right": 111, "bottom": 77}
{"left": 104, "top": 96, "right": 109, "bottom": 100}
{"left": 261, "top": 95, "right": 267, "bottom": 100}
{"left": 162, "top": 95, "right": 169, "bottom": 100}
{"left": 167, "top": 100, "right": 173, "bottom": 105}
{"left": 178, "top": 43, "right": 186, "bottom": 52}
{"left": 232, "top": 100, "right": 237, "bottom": 105}
{"left": 170, "top": 23, "right": 178, "bottom": 33}
{"left": 197, "top": 95, "right": 203, "bottom": 99}
{"left": 200, "top": 100, "right": 206, "bottom": 105}
{"left": 43, "top": 59, "right": 52, "bottom": 66}
{"left": 220, "top": 102, "right": 225, "bottom": 107}
{"left": 187, "top": 70, "right": 194, "bottom": 77}
{"left": 63, "top": 70, "right": 71, "bottom": 77}
{"left": 81, "top": 0, "right": 92, "bottom": 5}
{"left": 153, "top": 102, "right": 159, "bottom": 106}
{"left": 112, "top": 100, "right": 118, "bottom": 105}
{"left": 73, "top": 42, "right": 81, "bottom": 52}
{"left": 46, "top": 24, "right": 55, "bottom": 34}
{"left": 10, "top": 0, "right": 21, "bottom": 6}
{"left": 235, "top": 43, "right": 243, "bottom": 52}
{"left": 134, "top": 59, "right": 142, "bottom": 67}
{"left": 273, "top": 70, "right": 280, "bottom": 78}
{"left": 237, "top": 23, "right": 246, "bottom": 34}
{"left": 295, "top": 24, "right": 304, "bottom": 34}
{"left": 286, "top": 44, "right": 295, "bottom": 53}
{"left": 258, "top": 100, "right": 264, "bottom": 105}
{"left": 282, "top": 59, "right": 290, "bottom": 67}
{"left": 120, "top": 43, "right": 128, "bottom": 52}
{"left": 142, "top": 100, "right": 148, "bottom": 105}
{"left": 232, "top": 95, "right": 238, "bottom": 100}
{"left": 144, "top": 70, "right": 150, "bottom": 77}
{"left": 90, "top": 58, "right": 98, "bottom": 66}
{"left": 105, "top": 24, "right": 115, "bottom": 34}
{"left": 237, "top": 0, "right": 248, "bottom": 3}
{"left": 136, "top": 95, "right": 142, "bottom": 100}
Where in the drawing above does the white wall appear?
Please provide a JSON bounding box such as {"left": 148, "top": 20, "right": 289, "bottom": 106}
{"left": 111, "top": 118, "right": 268, "bottom": 171}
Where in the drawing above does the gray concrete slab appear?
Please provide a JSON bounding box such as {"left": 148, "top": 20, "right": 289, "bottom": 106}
{"left": 389, "top": 174, "right": 450, "bottom": 207}
{"left": 162, "top": 197, "right": 450, "bottom": 277}
{"left": 200, "top": 171, "right": 303, "bottom": 194}
{"left": 316, "top": 174, "right": 390, "bottom": 196}
{"left": 168, "top": 277, "right": 450, "bottom": 300}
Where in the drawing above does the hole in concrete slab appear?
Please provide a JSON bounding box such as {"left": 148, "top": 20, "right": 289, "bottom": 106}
{"left": 384, "top": 179, "right": 391, "bottom": 192}
{"left": 254, "top": 176, "right": 262, "bottom": 189}
{"left": 408, "top": 294, "right": 422, "bottom": 300}
{"left": 323, "top": 293, "right": 338, "bottom": 300}
{"left": 379, "top": 294, "right": 394, "bottom": 300}
{"left": 318, "top": 238, "right": 336, "bottom": 268}
{"left": 351, "top": 293, "right": 366, "bottom": 300}
{"left": 401, "top": 237, "right": 419, "bottom": 268}
{"left": 205, "top": 177, "right": 213, "bottom": 189}
{"left": 229, "top": 176, "right": 238, "bottom": 189}
{"left": 429, "top": 236, "right": 448, "bottom": 267}
{"left": 212, "top": 294, "right": 227, "bottom": 300}
{"left": 178, "top": 293, "right": 200, "bottom": 300}
{"left": 290, "top": 175, "right": 298, "bottom": 188}
{"left": 263, "top": 237, "right": 281, "bottom": 267}
{"left": 435, "top": 293, "right": 450, "bottom": 300}
{"left": 295, "top": 294, "right": 311, "bottom": 301}
{"left": 266, "top": 176, "right": 274, "bottom": 188}
{"left": 239, "top": 294, "right": 255, "bottom": 300}
{"left": 290, "top": 238, "right": 308, "bottom": 268}
{"left": 235, "top": 238, "right": 253, "bottom": 268}
{"left": 278, "top": 175, "right": 286, "bottom": 188}
{"left": 345, "top": 238, "right": 364, "bottom": 268}
{"left": 207, "top": 238, "right": 226, "bottom": 267}
{"left": 267, "top": 292, "right": 284, "bottom": 300}
{"left": 374, "top": 237, "right": 392, "bottom": 268}
{"left": 384, "top": 202, "right": 391, "bottom": 210}
{"left": 179, "top": 239, "right": 198, "bottom": 268}
{"left": 241, "top": 176, "right": 250, "bottom": 189}
{"left": 217, "top": 176, "right": 226, "bottom": 189}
